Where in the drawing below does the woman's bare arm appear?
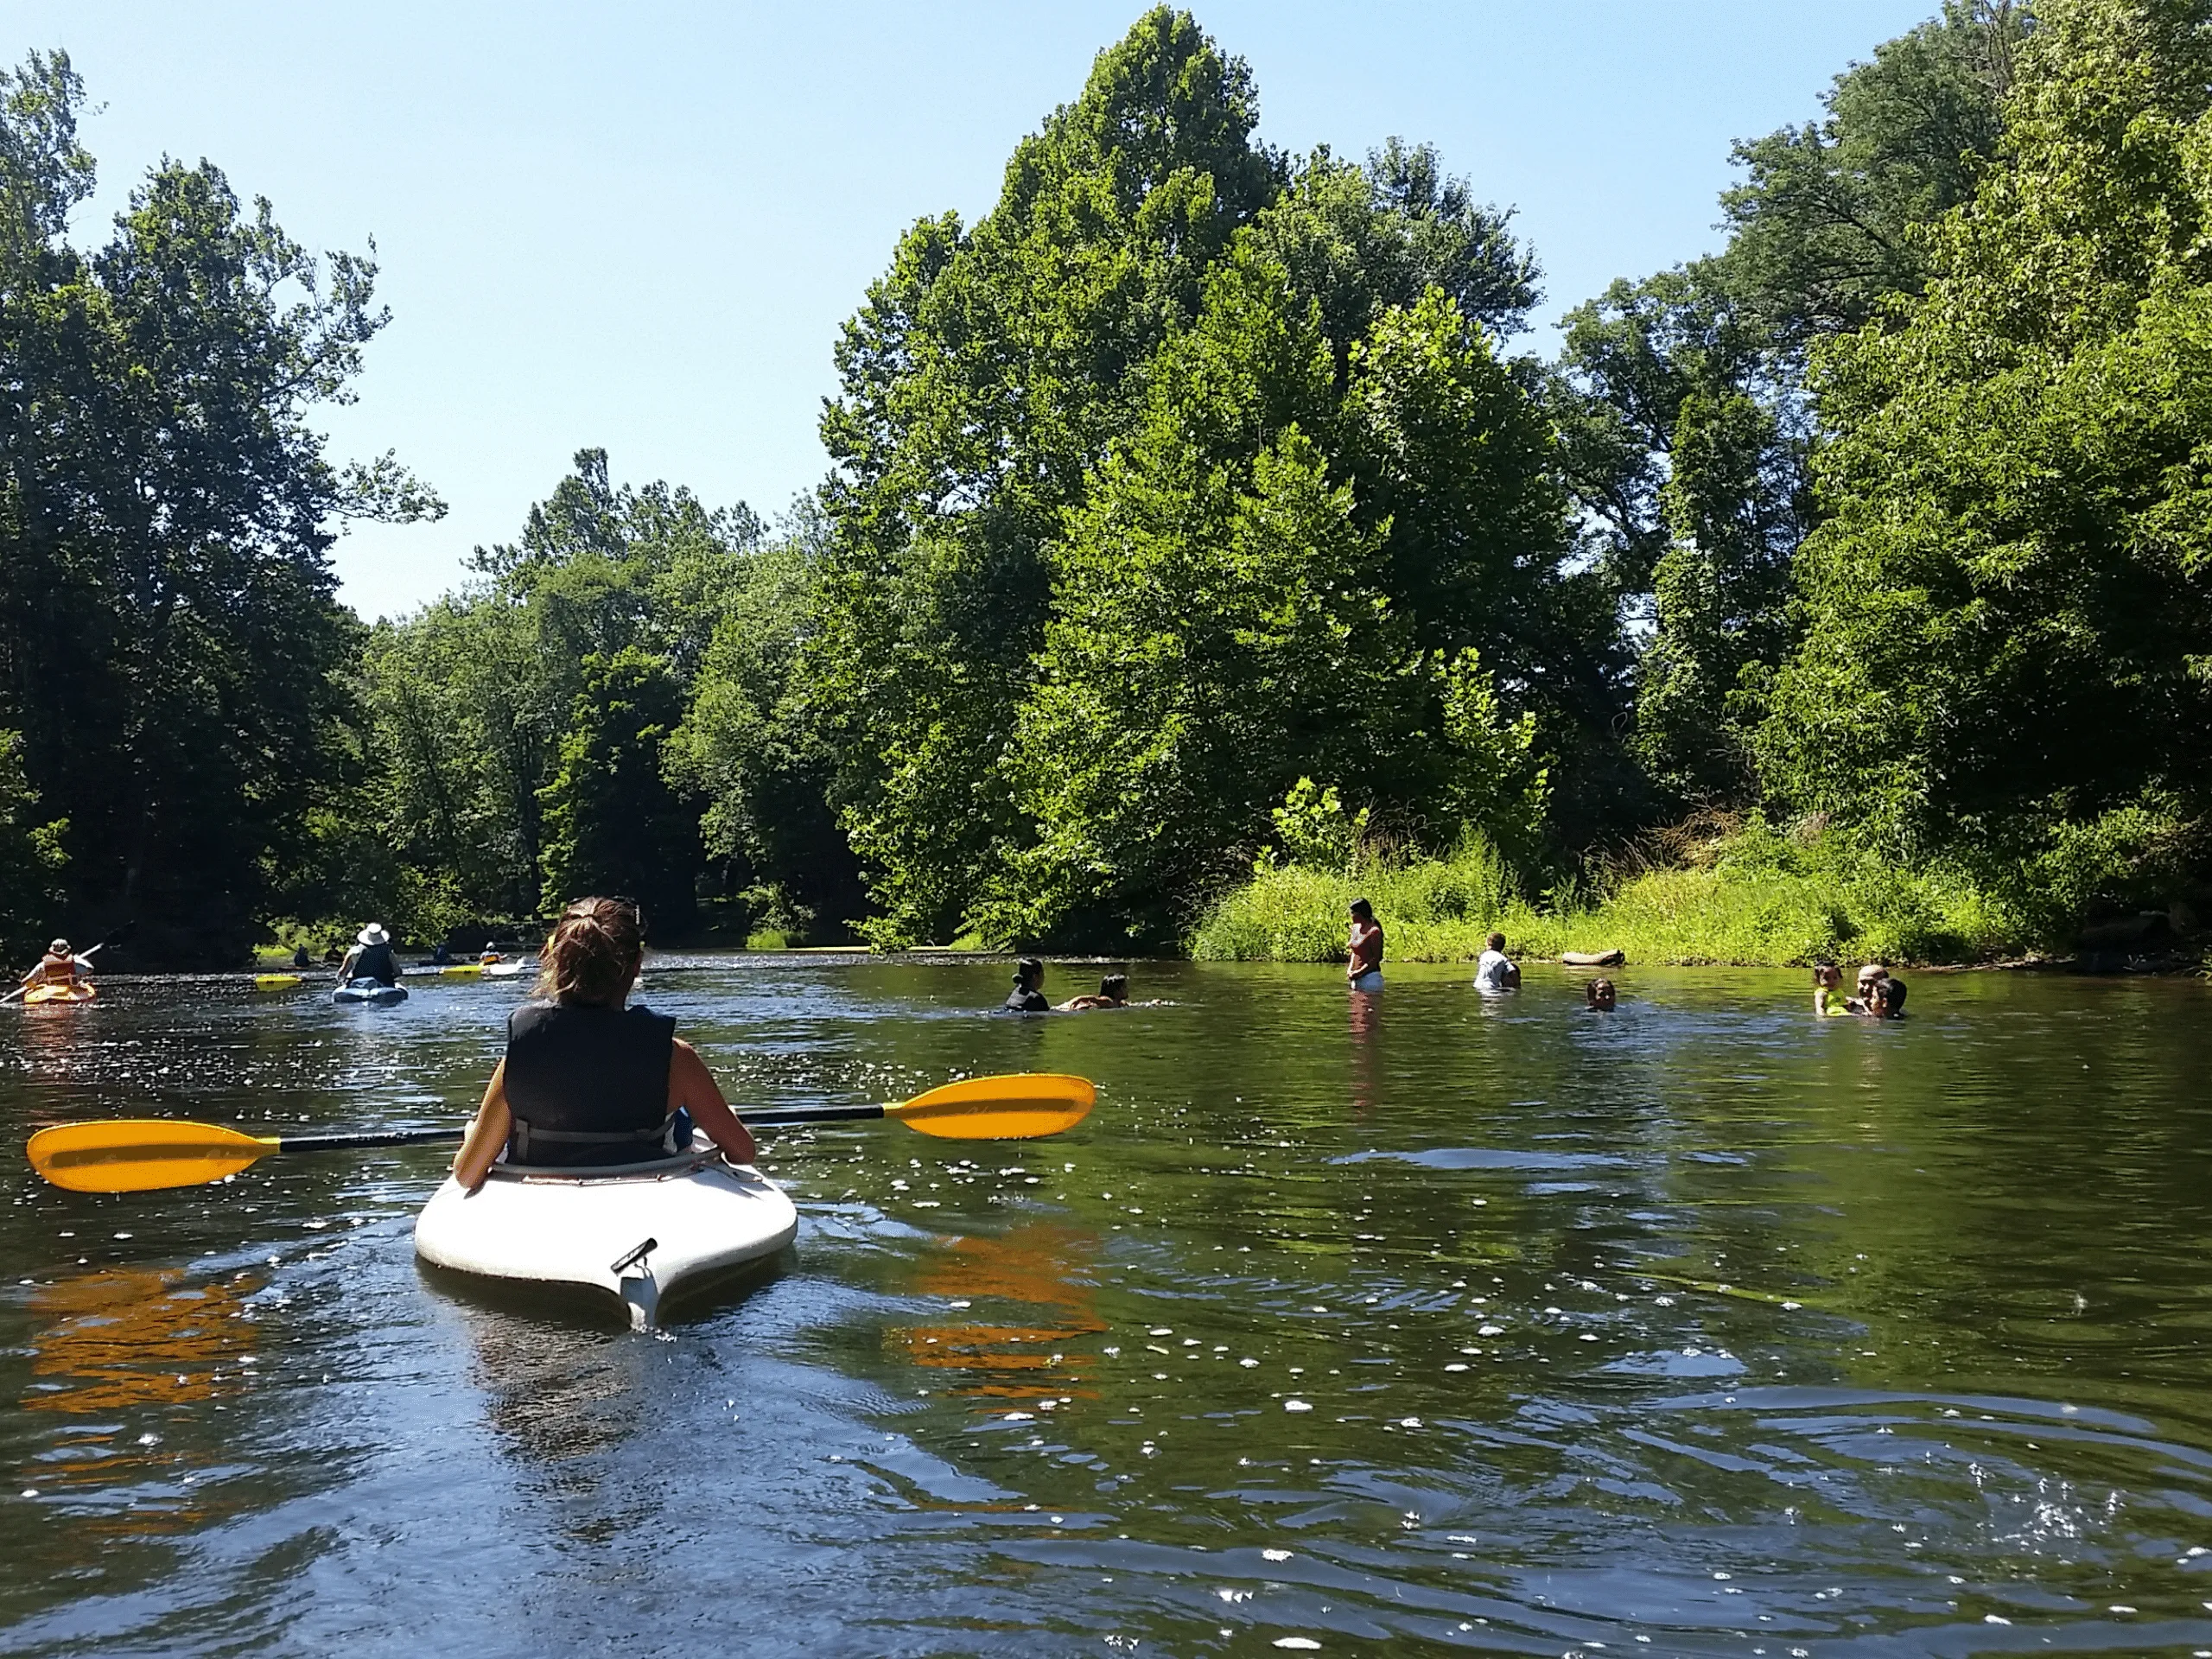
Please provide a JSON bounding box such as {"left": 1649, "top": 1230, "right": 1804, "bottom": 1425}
{"left": 669, "top": 1039, "right": 758, "bottom": 1164}
{"left": 453, "top": 1058, "right": 513, "bottom": 1191}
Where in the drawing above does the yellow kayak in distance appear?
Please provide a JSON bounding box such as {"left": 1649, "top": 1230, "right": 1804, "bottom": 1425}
{"left": 22, "top": 982, "right": 96, "bottom": 1006}
{"left": 253, "top": 974, "right": 304, "bottom": 990}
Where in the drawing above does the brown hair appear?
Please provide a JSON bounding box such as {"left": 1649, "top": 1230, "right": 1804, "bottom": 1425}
{"left": 536, "top": 897, "right": 643, "bottom": 1006}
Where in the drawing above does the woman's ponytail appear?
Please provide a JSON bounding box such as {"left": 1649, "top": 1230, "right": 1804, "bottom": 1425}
{"left": 536, "top": 896, "right": 644, "bottom": 1005}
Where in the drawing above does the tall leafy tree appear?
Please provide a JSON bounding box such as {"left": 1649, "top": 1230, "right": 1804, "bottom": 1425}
{"left": 1552, "top": 3, "right": 2026, "bottom": 813}
{"left": 538, "top": 647, "right": 702, "bottom": 932}
{"left": 1761, "top": 0, "right": 2212, "bottom": 909}
{"left": 810, "top": 8, "right": 1284, "bottom": 944}
{"left": 359, "top": 450, "right": 754, "bottom": 936}
{"left": 0, "top": 50, "right": 439, "bottom": 965}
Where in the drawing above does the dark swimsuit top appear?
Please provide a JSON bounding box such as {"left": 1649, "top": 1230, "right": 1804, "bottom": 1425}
{"left": 503, "top": 1001, "right": 679, "bottom": 1167}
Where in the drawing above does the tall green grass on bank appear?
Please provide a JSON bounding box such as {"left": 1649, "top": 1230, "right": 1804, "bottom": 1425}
{"left": 1189, "top": 822, "right": 2039, "bottom": 967}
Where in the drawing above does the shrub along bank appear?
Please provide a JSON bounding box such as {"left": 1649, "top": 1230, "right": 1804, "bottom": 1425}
{"left": 1188, "top": 823, "right": 2072, "bottom": 968}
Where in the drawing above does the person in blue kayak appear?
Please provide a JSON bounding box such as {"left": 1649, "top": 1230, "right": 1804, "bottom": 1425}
{"left": 336, "top": 923, "right": 399, "bottom": 988}
{"left": 450, "top": 895, "right": 756, "bottom": 1189}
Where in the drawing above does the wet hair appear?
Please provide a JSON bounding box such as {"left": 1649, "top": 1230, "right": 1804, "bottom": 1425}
{"left": 1486, "top": 931, "right": 1506, "bottom": 952}
{"left": 1014, "top": 957, "right": 1043, "bottom": 987}
{"left": 1586, "top": 977, "right": 1616, "bottom": 1007}
{"left": 1349, "top": 898, "right": 1373, "bottom": 921}
{"left": 536, "top": 896, "right": 644, "bottom": 1006}
{"left": 1880, "top": 976, "right": 1907, "bottom": 1014}
{"left": 1100, "top": 974, "right": 1128, "bottom": 1002}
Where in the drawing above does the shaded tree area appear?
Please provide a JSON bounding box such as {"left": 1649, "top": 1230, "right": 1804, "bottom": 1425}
{"left": 0, "top": 50, "right": 440, "bottom": 967}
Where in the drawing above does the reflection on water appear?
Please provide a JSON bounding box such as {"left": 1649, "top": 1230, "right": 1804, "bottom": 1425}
{"left": 893, "top": 1224, "right": 1105, "bottom": 1406}
{"left": 0, "top": 960, "right": 2209, "bottom": 1656}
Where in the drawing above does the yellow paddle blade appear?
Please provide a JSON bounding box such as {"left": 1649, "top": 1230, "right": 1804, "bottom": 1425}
{"left": 253, "top": 973, "right": 302, "bottom": 989}
{"left": 27, "top": 1120, "right": 278, "bottom": 1193}
{"left": 889, "top": 1072, "right": 1096, "bottom": 1139}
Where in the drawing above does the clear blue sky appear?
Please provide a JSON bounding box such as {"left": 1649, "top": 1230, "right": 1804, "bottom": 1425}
{"left": 11, "top": 2, "right": 1935, "bottom": 620}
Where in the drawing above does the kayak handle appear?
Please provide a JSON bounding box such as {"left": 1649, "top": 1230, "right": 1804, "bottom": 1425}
{"left": 611, "top": 1236, "right": 658, "bottom": 1276}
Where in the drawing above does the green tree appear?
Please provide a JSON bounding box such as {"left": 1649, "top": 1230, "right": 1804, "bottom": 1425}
{"left": 358, "top": 449, "right": 755, "bottom": 935}
{"left": 810, "top": 8, "right": 1283, "bottom": 944}
{"left": 1761, "top": 0, "right": 2212, "bottom": 912}
{"left": 538, "top": 648, "right": 702, "bottom": 933}
{"left": 667, "top": 505, "right": 866, "bottom": 941}
{"left": 0, "top": 50, "right": 440, "bottom": 965}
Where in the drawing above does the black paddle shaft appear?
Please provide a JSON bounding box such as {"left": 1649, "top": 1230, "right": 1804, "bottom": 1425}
{"left": 276, "top": 1106, "right": 885, "bottom": 1153}
{"left": 278, "top": 1128, "right": 468, "bottom": 1154}
{"left": 740, "top": 1104, "right": 890, "bottom": 1128}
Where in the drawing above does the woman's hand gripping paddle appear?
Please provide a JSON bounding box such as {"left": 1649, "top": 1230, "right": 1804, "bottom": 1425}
{"left": 25, "top": 1072, "right": 1097, "bottom": 1193}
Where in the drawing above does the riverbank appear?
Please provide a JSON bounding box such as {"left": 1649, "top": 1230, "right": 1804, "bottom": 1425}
{"left": 1190, "top": 828, "right": 2098, "bottom": 969}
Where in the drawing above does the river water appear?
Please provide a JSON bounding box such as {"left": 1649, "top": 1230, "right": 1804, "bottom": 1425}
{"left": 3, "top": 957, "right": 2209, "bottom": 1656}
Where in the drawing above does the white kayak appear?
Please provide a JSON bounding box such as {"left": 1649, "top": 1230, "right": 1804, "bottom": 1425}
{"left": 414, "top": 1150, "right": 797, "bottom": 1328}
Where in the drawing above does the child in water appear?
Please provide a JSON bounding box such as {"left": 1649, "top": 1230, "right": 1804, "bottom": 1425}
{"left": 1585, "top": 977, "right": 1617, "bottom": 1011}
{"left": 1813, "top": 960, "right": 1843, "bottom": 1015}
{"left": 1474, "top": 932, "right": 1519, "bottom": 993}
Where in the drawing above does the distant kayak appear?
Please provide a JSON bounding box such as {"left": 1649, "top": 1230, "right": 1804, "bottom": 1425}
{"left": 22, "top": 982, "right": 95, "bottom": 1007}
{"left": 332, "top": 980, "right": 407, "bottom": 1007}
{"left": 254, "top": 973, "right": 304, "bottom": 990}
{"left": 415, "top": 1151, "right": 795, "bottom": 1328}
{"left": 482, "top": 962, "right": 527, "bottom": 979}
{"left": 435, "top": 963, "right": 485, "bottom": 977}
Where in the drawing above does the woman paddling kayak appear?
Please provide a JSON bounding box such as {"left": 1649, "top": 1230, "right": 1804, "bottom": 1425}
{"left": 450, "top": 896, "right": 756, "bottom": 1189}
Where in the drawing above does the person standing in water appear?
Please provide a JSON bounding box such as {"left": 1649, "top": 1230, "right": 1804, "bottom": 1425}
{"left": 1474, "top": 931, "right": 1518, "bottom": 992}
{"left": 336, "top": 924, "right": 399, "bottom": 988}
{"left": 1347, "top": 899, "right": 1384, "bottom": 992}
{"left": 1002, "top": 957, "right": 1050, "bottom": 1013}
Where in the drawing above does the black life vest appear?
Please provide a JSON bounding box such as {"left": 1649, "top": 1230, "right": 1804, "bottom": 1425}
{"left": 503, "top": 1001, "right": 680, "bottom": 1167}
{"left": 351, "top": 941, "right": 397, "bottom": 985}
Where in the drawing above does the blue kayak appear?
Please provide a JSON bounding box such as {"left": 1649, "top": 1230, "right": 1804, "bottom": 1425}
{"left": 333, "top": 980, "right": 408, "bottom": 1007}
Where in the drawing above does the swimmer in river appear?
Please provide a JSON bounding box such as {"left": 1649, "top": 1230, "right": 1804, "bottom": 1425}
{"left": 1585, "top": 977, "right": 1617, "bottom": 1011}
{"left": 1059, "top": 973, "right": 1128, "bottom": 1012}
{"left": 1346, "top": 899, "right": 1383, "bottom": 993}
{"left": 1844, "top": 962, "right": 1886, "bottom": 1015}
{"left": 1001, "top": 957, "right": 1050, "bottom": 1013}
{"left": 1813, "top": 960, "right": 1843, "bottom": 1015}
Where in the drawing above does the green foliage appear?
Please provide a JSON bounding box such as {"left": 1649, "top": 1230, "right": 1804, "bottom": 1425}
{"left": 0, "top": 49, "right": 441, "bottom": 966}
{"left": 810, "top": 8, "right": 1283, "bottom": 945}
{"left": 1268, "top": 778, "right": 1366, "bottom": 872}
{"left": 1192, "top": 817, "right": 2038, "bottom": 967}
{"left": 1761, "top": 0, "right": 2212, "bottom": 906}
{"left": 666, "top": 504, "right": 865, "bottom": 943}
{"left": 538, "top": 647, "right": 701, "bottom": 931}
{"left": 355, "top": 449, "right": 758, "bottom": 939}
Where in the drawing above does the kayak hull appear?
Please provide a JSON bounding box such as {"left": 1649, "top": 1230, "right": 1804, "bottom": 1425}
{"left": 414, "top": 1153, "right": 796, "bottom": 1328}
{"left": 333, "top": 982, "right": 408, "bottom": 1006}
{"left": 22, "top": 982, "right": 95, "bottom": 1006}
